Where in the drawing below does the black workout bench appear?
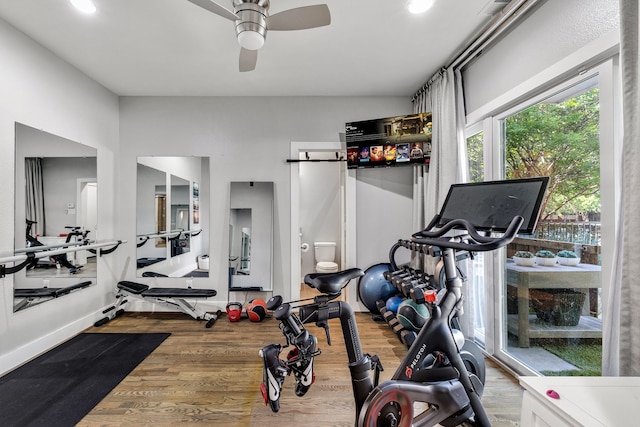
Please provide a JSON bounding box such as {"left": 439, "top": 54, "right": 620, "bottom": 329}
{"left": 95, "top": 281, "right": 220, "bottom": 328}
{"left": 14, "top": 281, "right": 93, "bottom": 311}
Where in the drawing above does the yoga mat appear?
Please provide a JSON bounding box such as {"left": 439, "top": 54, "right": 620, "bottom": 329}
{"left": 0, "top": 332, "right": 170, "bottom": 427}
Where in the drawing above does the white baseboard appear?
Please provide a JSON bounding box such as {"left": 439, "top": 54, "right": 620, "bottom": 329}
{"left": 0, "top": 312, "right": 96, "bottom": 376}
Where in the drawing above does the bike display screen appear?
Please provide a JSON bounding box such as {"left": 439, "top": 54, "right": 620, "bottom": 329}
{"left": 436, "top": 177, "right": 549, "bottom": 234}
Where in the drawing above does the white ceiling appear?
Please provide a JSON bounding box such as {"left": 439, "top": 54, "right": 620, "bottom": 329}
{"left": 0, "top": 0, "right": 505, "bottom": 97}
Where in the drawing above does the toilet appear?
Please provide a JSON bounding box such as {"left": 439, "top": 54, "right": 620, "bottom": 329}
{"left": 314, "top": 241, "right": 339, "bottom": 273}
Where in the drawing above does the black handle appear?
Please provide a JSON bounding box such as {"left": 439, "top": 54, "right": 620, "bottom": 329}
{"left": 411, "top": 216, "right": 524, "bottom": 252}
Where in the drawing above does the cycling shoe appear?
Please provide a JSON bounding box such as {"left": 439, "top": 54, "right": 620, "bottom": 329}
{"left": 259, "top": 344, "right": 287, "bottom": 413}
{"left": 287, "top": 335, "right": 317, "bottom": 397}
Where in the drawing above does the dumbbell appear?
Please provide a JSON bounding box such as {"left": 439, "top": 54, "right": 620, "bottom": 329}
{"left": 401, "top": 330, "right": 417, "bottom": 347}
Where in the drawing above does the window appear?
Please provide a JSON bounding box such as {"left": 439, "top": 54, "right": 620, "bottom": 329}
{"left": 465, "top": 58, "right": 619, "bottom": 376}
{"left": 500, "top": 76, "right": 603, "bottom": 376}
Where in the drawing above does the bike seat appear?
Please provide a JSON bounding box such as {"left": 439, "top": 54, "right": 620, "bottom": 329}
{"left": 304, "top": 268, "right": 364, "bottom": 295}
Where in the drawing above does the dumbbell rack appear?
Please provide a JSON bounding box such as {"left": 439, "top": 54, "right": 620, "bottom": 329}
{"left": 376, "top": 239, "right": 441, "bottom": 349}
{"left": 375, "top": 239, "right": 471, "bottom": 348}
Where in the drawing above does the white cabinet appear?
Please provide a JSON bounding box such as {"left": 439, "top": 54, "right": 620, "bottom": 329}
{"left": 519, "top": 376, "right": 640, "bottom": 426}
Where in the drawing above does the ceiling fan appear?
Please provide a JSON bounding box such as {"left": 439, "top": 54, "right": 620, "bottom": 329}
{"left": 187, "top": 0, "right": 331, "bottom": 72}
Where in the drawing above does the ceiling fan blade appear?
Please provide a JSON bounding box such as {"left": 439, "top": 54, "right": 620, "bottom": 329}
{"left": 187, "top": 0, "right": 238, "bottom": 21}
{"left": 267, "top": 4, "right": 331, "bottom": 31}
{"left": 239, "top": 48, "right": 258, "bottom": 72}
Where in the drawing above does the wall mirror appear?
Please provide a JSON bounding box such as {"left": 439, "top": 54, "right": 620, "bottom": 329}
{"left": 13, "top": 122, "right": 97, "bottom": 312}
{"left": 136, "top": 157, "right": 209, "bottom": 278}
{"left": 228, "top": 182, "right": 273, "bottom": 291}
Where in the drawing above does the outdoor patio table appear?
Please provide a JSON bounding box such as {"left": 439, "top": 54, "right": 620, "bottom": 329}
{"left": 506, "top": 262, "right": 602, "bottom": 347}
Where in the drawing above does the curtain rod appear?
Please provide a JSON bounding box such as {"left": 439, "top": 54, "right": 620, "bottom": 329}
{"left": 411, "top": 0, "right": 541, "bottom": 101}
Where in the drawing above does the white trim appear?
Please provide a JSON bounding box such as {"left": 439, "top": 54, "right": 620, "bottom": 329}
{"left": 493, "top": 70, "right": 602, "bottom": 121}
{"left": 0, "top": 310, "right": 94, "bottom": 376}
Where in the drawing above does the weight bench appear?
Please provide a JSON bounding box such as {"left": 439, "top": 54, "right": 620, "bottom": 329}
{"left": 13, "top": 281, "right": 93, "bottom": 311}
{"left": 95, "top": 281, "right": 220, "bottom": 328}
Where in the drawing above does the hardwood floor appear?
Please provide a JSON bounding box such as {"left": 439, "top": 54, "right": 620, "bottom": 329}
{"left": 79, "top": 308, "right": 522, "bottom": 426}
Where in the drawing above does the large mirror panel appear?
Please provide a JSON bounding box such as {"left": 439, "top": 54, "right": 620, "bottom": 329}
{"left": 13, "top": 123, "right": 97, "bottom": 311}
{"left": 136, "top": 157, "right": 209, "bottom": 278}
{"left": 228, "top": 182, "right": 273, "bottom": 291}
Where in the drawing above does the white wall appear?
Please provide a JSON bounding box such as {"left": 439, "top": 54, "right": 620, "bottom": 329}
{"left": 355, "top": 167, "right": 414, "bottom": 270}
{"left": 463, "top": 0, "right": 619, "bottom": 117}
{"left": 117, "top": 96, "right": 411, "bottom": 302}
{"left": 0, "top": 17, "right": 119, "bottom": 374}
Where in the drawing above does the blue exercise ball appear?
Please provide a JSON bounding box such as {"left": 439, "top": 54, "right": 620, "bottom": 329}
{"left": 385, "top": 295, "right": 404, "bottom": 314}
{"left": 358, "top": 263, "right": 397, "bottom": 314}
{"left": 397, "top": 299, "right": 430, "bottom": 331}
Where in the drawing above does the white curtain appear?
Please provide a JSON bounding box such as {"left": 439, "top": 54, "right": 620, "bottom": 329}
{"left": 603, "top": 0, "right": 640, "bottom": 376}
{"left": 25, "top": 157, "right": 45, "bottom": 237}
{"left": 412, "top": 67, "right": 472, "bottom": 335}
{"left": 412, "top": 68, "right": 468, "bottom": 227}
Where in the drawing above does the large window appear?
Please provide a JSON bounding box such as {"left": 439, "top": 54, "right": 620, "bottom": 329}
{"left": 501, "top": 76, "right": 602, "bottom": 376}
{"left": 467, "top": 59, "right": 618, "bottom": 376}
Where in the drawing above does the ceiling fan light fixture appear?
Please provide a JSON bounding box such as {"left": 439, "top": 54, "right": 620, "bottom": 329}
{"left": 70, "top": 0, "right": 97, "bottom": 14}
{"left": 234, "top": 2, "right": 268, "bottom": 51}
{"left": 406, "top": 0, "right": 435, "bottom": 14}
{"left": 237, "top": 30, "right": 265, "bottom": 50}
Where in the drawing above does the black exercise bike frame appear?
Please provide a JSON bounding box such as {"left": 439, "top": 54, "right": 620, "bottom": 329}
{"left": 269, "top": 215, "right": 525, "bottom": 426}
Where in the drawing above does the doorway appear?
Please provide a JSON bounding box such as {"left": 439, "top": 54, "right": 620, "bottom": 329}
{"left": 289, "top": 141, "right": 354, "bottom": 302}
{"left": 76, "top": 178, "right": 97, "bottom": 265}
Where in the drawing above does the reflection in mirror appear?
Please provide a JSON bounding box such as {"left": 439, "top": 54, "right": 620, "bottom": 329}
{"left": 229, "top": 208, "right": 251, "bottom": 275}
{"left": 13, "top": 122, "right": 97, "bottom": 311}
{"left": 136, "top": 163, "right": 167, "bottom": 270}
{"left": 228, "top": 182, "right": 273, "bottom": 291}
{"left": 170, "top": 175, "right": 190, "bottom": 257}
{"left": 136, "top": 157, "right": 209, "bottom": 278}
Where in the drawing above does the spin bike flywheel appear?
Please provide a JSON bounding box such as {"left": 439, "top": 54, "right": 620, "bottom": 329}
{"left": 359, "top": 385, "right": 413, "bottom": 427}
{"left": 460, "top": 339, "right": 486, "bottom": 396}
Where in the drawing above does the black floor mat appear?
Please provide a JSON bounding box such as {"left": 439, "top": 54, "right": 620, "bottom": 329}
{"left": 0, "top": 332, "right": 170, "bottom": 427}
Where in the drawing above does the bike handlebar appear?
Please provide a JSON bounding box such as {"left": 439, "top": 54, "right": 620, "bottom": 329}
{"left": 411, "top": 216, "right": 524, "bottom": 252}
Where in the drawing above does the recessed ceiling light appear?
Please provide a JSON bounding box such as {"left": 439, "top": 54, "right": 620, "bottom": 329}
{"left": 70, "top": 0, "right": 97, "bottom": 14}
{"left": 407, "top": 0, "right": 435, "bottom": 14}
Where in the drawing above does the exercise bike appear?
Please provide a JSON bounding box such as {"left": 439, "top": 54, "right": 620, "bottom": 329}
{"left": 25, "top": 219, "right": 90, "bottom": 274}
{"left": 260, "top": 178, "right": 548, "bottom": 426}
{"left": 260, "top": 177, "right": 549, "bottom": 427}
{"left": 260, "top": 216, "right": 527, "bottom": 426}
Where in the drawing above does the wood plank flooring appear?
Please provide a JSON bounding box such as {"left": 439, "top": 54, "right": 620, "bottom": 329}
{"left": 78, "top": 306, "right": 522, "bottom": 426}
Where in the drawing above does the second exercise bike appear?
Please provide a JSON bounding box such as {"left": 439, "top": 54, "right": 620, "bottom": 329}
{"left": 26, "top": 219, "right": 90, "bottom": 274}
